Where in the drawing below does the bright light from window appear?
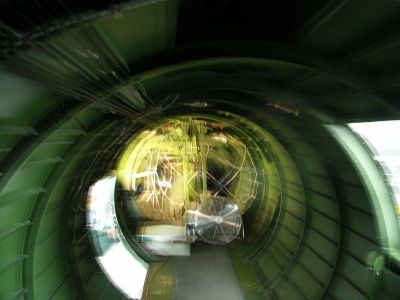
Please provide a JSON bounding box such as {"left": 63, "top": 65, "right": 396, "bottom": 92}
{"left": 349, "top": 121, "right": 400, "bottom": 222}
{"left": 86, "top": 176, "right": 148, "bottom": 299}
{"left": 95, "top": 242, "right": 148, "bottom": 299}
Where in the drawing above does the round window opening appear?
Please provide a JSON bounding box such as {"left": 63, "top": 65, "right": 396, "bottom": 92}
{"left": 85, "top": 115, "right": 271, "bottom": 297}
{"left": 117, "top": 116, "right": 260, "bottom": 224}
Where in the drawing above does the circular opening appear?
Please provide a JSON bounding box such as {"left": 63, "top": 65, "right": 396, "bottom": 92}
{"left": 117, "top": 115, "right": 263, "bottom": 223}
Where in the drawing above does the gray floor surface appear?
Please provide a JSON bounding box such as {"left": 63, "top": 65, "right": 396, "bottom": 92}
{"left": 172, "top": 243, "right": 245, "bottom": 300}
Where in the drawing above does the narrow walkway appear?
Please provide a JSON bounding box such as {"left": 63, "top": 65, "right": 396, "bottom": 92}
{"left": 172, "top": 243, "right": 245, "bottom": 300}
